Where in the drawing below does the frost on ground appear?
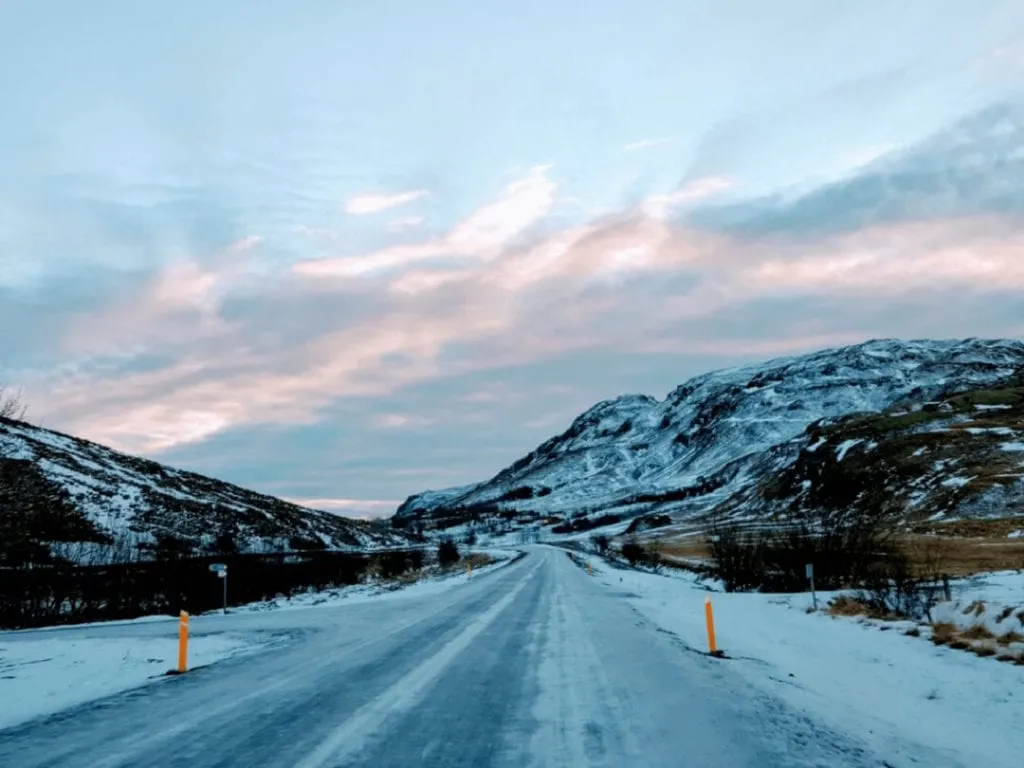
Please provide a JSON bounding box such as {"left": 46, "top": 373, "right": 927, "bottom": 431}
{"left": 593, "top": 562, "right": 1024, "bottom": 768}
{"left": 0, "top": 632, "right": 260, "bottom": 731}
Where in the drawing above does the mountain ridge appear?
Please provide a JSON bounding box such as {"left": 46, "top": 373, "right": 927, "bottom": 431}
{"left": 0, "top": 415, "right": 412, "bottom": 565}
{"left": 393, "top": 337, "right": 1024, "bottom": 534}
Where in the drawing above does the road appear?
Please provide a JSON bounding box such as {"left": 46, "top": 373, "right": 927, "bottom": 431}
{"left": 0, "top": 547, "right": 882, "bottom": 767}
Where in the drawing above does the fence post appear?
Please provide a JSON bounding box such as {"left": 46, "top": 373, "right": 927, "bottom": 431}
{"left": 177, "top": 611, "right": 189, "bottom": 673}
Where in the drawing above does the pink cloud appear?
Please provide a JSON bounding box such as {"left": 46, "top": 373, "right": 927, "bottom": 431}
{"left": 32, "top": 168, "right": 1024, "bottom": 456}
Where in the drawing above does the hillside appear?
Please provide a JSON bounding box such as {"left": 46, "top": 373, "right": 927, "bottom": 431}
{"left": 392, "top": 338, "right": 1024, "bottom": 535}
{"left": 723, "top": 380, "right": 1024, "bottom": 524}
{"left": 0, "top": 417, "right": 412, "bottom": 565}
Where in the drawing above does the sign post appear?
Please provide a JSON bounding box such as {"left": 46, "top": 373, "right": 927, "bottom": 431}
{"left": 805, "top": 563, "right": 817, "bottom": 611}
{"left": 209, "top": 563, "right": 228, "bottom": 614}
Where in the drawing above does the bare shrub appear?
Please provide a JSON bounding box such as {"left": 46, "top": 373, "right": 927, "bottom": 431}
{"left": 0, "top": 385, "right": 27, "bottom": 421}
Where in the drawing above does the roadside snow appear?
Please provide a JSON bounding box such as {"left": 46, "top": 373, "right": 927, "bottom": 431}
{"left": 241, "top": 551, "right": 519, "bottom": 614}
{"left": 0, "top": 633, "right": 261, "bottom": 730}
{"left": 594, "top": 565, "right": 1024, "bottom": 768}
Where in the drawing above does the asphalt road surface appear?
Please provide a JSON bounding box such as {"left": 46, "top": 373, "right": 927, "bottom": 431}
{"left": 0, "top": 548, "right": 888, "bottom": 767}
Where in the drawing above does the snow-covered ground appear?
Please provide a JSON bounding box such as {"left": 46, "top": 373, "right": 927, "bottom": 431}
{"left": 0, "top": 550, "right": 520, "bottom": 732}
{"left": 592, "top": 560, "right": 1024, "bottom": 768}
{"left": 0, "top": 632, "right": 265, "bottom": 731}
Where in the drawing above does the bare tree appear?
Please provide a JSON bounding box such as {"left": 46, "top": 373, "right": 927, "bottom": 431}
{"left": 0, "top": 385, "right": 27, "bottom": 421}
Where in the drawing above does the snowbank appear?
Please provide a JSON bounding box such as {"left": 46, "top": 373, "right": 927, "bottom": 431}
{"left": 0, "top": 632, "right": 262, "bottom": 731}
{"left": 239, "top": 549, "right": 519, "bottom": 614}
{"left": 593, "top": 564, "right": 1024, "bottom": 768}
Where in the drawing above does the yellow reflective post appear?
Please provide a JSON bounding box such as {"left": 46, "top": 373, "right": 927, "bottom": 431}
{"left": 704, "top": 597, "right": 717, "bottom": 655}
{"left": 177, "top": 611, "right": 189, "bottom": 673}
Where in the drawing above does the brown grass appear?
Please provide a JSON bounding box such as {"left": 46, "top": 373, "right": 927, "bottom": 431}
{"left": 997, "top": 630, "right": 1024, "bottom": 645}
{"left": 654, "top": 526, "right": 1024, "bottom": 578}
{"left": 971, "top": 645, "right": 997, "bottom": 657}
{"left": 462, "top": 552, "right": 493, "bottom": 569}
{"left": 900, "top": 535, "right": 1024, "bottom": 577}
{"left": 931, "top": 623, "right": 957, "bottom": 645}
{"left": 961, "top": 624, "right": 995, "bottom": 640}
{"left": 657, "top": 539, "right": 710, "bottom": 561}
{"left": 827, "top": 595, "right": 891, "bottom": 619}
{"left": 963, "top": 600, "right": 986, "bottom": 617}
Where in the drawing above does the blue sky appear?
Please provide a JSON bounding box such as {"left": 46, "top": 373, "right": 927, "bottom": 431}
{"left": 2, "top": 1, "right": 1024, "bottom": 516}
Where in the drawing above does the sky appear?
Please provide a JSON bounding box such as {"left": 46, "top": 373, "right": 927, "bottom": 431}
{"left": 2, "top": 1, "right": 1024, "bottom": 518}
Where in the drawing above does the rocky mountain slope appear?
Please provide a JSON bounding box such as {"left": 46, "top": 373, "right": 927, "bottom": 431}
{"left": 393, "top": 339, "right": 1024, "bottom": 534}
{"left": 725, "top": 379, "right": 1024, "bottom": 524}
{"left": 0, "top": 417, "right": 412, "bottom": 565}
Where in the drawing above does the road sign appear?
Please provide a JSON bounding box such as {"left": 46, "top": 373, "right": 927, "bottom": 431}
{"left": 805, "top": 563, "right": 817, "bottom": 611}
{"left": 209, "top": 564, "right": 228, "bottom": 613}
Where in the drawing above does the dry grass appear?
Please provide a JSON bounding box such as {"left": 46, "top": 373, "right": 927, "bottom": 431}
{"left": 961, "top": 624, "right": 995, "bottom": 641}
{"left": 462, "top": 552, "right": 493, "bottom": 569}
{"left": 826, "top": 595, "right": 893, "bottom": 620}
{"left": 657, "top": 539, "right": 710, "bottom": 561}
{"left": 899, "top": 534, "right": 1024, "bottom": 577}
{"left": 931, "top": 622, "right": 957, "bottom": 645}
{"left": 654, "top": 523, "right": 1024, "bottom": 578}
{"left": 963, "top": 600, "right": 986, "bottom": 617}
{"left": 926, "top": 621, "right": 1024, "bottom": 663}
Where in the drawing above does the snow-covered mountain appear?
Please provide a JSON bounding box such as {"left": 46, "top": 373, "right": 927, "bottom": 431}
{"left": 393, "top": 339, "right": 1024, "bottom": 533}
{"left": 0, "top": 417, "right": 413, "bottom": 565}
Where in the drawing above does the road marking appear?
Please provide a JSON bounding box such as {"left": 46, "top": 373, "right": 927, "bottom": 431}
{"left": 295, "top": 562, "right": 539, "bottom": 768}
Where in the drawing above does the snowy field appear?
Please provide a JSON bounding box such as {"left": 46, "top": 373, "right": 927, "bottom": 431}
{"left": 591, "top": 559, "right": 1024, "bottom": 768}
{"left": 0, "top": 550, "right": 519, "bottom": 731}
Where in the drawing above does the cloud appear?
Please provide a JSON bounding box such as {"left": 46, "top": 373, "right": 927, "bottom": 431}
{"left": 640, "top": 176, "right": 736, "bottom": 221}
{"left": 388, "top": 216, "right": 425, "bottom": 230}
{"left": 372, "top": 412, "right": 435, "bottom": 429}
{"left": 283, "top": 497, "right": 401, "bottom": 519}
{"left": 623, "top": 137, "right": 672, "bottom": 152}
{"left": 293, "top": 165, "right": 557, "bottom": 277}
{"left": 16, "top": 102, "right": 1024, "bottom": 493}
{"left": 345, "top": 190, "right": 429, "bottom": 215}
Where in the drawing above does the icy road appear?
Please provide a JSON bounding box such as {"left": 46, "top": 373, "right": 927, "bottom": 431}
{"left": 2, "top": 548, "right": 897, "bottom": 767}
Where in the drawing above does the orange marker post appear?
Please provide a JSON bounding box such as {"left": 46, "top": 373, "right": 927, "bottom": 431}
{"left": 467, "top": 563, "right": 472, "bottom": 578}
{"left": 704, "top": 597, "right": 718, "bottom": 656}
{"left": 587, "top": 561, "right": 593, "bottom": 576}
{"left": 177, "top": 611, "right": 189, "bottom": 673}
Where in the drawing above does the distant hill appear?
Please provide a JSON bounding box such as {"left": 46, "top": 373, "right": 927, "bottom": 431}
{"left": 0, "top": 417, "right": 413, "bottom": 566}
